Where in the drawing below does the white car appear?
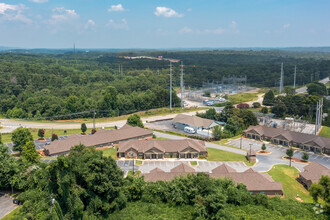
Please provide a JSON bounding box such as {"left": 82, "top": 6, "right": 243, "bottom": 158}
{"left": 184, "top": 126, "right": 196, "bottom": 134}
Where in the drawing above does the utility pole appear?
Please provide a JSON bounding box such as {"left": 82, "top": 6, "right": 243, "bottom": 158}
{"left": 293, "top": 65, "right": 296, "bottom": 89}
{"left": 180, "top": 61, "right": 184, "bottom": 109}
{"left": 170, "top": 61, "right": 172, "bottom": 110}
{"left": 279, "top": 63, "right": 284, "bottom": 93}
{"left": 93, "top": 110, "right": 96, "bottom": 129}
{"left": 240, "top": 135, "right": 242, "bottom": 149}
{"left": 315, "top": 99, "right": 323, "bottom": 135}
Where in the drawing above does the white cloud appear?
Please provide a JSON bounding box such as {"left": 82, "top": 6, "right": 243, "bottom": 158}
{"left": 187, "top": 8, "right": 192, "bottom": 12}
{"left": 84, "top": 19, "right": 95, "bottom": 29}
{"left": 230, "top": 21, "right": 237, "bottom": 29}
{"left": 107, "top": 18, "right": 129, "bottom": 30}
{"left": 50, "top": 7, "right": 78, "bottom": 24}
{"left": 154, "top": 7, "right": 183, "bottom": 18}
{"left": 179, "top": 27, "right": 193, "bottom": 34}
{"left": 205, "top": 28, "right": 225, "bottom": 35}
{"left": 0, "top": 3, "right": 31, "bottom": 23}
{"left": 29, "top": 0, "right": 48, "bottom": 3}
{"left": 108, "top": 4, "right": 124, "bottom": 12}
{"left": 283, "top": 23, "right": 290, "bottom": 29}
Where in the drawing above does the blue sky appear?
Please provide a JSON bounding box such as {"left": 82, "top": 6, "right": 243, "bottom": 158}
{"left": 0, "top": 0, "right": 329, "bottom": 48}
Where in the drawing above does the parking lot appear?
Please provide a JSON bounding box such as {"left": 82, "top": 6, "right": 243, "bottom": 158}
{"left": 0, "top": 193, "right": 17, "bottom": 219}
{"left": 5, "top": 135, "right": 69, "bottom": 153}
{"left": 229, "top": 138, "right": 330, "bottom": 171}
{"left": 145, "top": 119, "right": 210, "bottom": 138}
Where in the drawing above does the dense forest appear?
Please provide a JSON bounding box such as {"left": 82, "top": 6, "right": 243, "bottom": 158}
{"left": 1, "top": 144, "right": 328, "bottom": 219}
{"left": 0, "top": 50, "right": 329, "bottom": 119}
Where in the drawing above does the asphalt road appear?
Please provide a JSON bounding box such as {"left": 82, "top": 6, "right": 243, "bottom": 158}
{"left": 0, "top": 193, "right": 17, "bottom": 219}
{"left": 0, "top": 110, "right": 207, "bottom": 134}
{"left": 295, "top": 77, "right": 329, "bottom": 94}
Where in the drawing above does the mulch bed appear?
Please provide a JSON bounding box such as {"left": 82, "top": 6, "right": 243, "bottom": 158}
{"left": 257, "top": 150, "right": 271, "bottom": 154}
{"left": 282, "top": 156, "right": 310, "bottom": 164}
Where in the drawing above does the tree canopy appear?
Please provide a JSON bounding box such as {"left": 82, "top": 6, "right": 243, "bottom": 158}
{"left": 126, "top": 114, "right": 144, "bottom": 128}
{"left": 12, "top": 127, "right": 33, "bottom": 152}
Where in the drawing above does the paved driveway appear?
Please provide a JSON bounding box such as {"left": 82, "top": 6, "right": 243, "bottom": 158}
{"left": 0, "top": 193, "right": 17, "bottom": 219}
{"left": 229, "top": 138, "right": 330, "bottom": 172}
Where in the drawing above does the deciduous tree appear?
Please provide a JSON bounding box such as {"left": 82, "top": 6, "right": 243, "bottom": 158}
{"left": 286, "top": 148, "right": 294, "bottom": 166}
{"left": 127, "top": 114, "right": 144, "bottom": 128}
{"left": 12, "top": 127, "right": 33, "bottom": 152}
{"left": 21, "top": 141, "right": 40, "bottom": 164}
{"left": 81, "top": 123, "right": 87, "bottom": 134}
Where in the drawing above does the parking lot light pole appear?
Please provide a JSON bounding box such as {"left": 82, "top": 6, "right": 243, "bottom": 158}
{"left": 240, "top": 135, "right": 242, "bottom": 149}
{"left": 133, "top": 159, "right": 135, "bottom": 175}
{"left": 249, "top": 144, "right": 252, "bottom": 162}
{"left": 50, "top": 198, "right": 55, "bottom": 213}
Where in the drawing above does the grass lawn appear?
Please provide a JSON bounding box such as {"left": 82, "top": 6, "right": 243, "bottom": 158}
{"left": 318, "top": 126, "right": 330, "bottom": 138}
{"left": 100, "top": 147, "right": 117, "bottom": 160}
{"left": 207, "top": 147, "right": 252, "bottom": 166}
{"left": 213, "top": 136, "right": 248, "bottom": 151}
{"left": 154, "top": 136, "right": 170, "bottom": 140}
{"left": 135, "top": 160, "right": 143, "bottom": 165}
{"left": 153, "top": 129, "right": 187, "bottom": 137}
{"left": 190, "top": 161, "right": 198, "bottom": 166}
{"left": 7, "top": 107, "right": 207, "bottom": 124}
{"left": 1, "top": 127, "right": 114, "bottom": 144}
{"left": 268, "top": 164, "right": 313, "bottom": 203}
{"left": 127, "top": 170, "right": 141, "bottom": 177}
{"left": 1, "top": 207, "right": 20, "bottom": 220}
{"left": 227, "top": 92, "right": 262, "bottom": 104}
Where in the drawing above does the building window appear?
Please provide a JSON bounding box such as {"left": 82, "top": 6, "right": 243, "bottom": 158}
{"left": 115, "top": 141, "right": 119, "bottom": 144}
{"left": 129, "top": 153, "right": 134, "bottom": 157}
{"left": 139, "top": 153, "right": 143, "bottom": 156}
{"left": 173, "top": 153, "right": 177, "bottom": 157}
{"left": 165, "top": 153, "right": 169, "bottom": 156}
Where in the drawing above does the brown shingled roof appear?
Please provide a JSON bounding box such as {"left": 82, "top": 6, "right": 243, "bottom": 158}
{"left": 173, "top": 114, "right": 214, "bottom": 128}
{"left": 118, "top": 139, "right": 207, "bottom": 154}
{"left": 244, "top": 125, "right": 330, "bottom": 150}
{"left": 211, "top": 164, "right": 236, "bottom": 173}
{"left": 171, "top": 163, "right": 195, "bottom": 173}
{"left": 300, "top": 162, "right": 330, "bottom": 183}
{"left": 44, "top": 125, "right": 153, "bottom": 156}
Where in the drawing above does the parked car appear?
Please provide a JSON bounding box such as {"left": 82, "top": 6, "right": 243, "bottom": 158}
{"left": 184, "top": 126, "right": 196, "bottom": 134}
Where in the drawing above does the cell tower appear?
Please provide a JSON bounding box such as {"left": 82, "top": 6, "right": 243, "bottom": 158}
{"left": 293, "top": 65, "right": 296, "bottom": 89}
{"left": 170, "top": 61, "right": 172, "bottom": 110}
{"left": 279, "top": 63, "right": 284, "bottom": 93}
{"left": 180, "top": 61, "right": 184, "bottom": 109}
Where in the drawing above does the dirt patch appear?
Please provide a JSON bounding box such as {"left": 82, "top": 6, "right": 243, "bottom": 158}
{"left": 295, "top": 197, "right": 303, "bottom": 202}
{"left": 282, "top": 156, "right": 310, "bottom": 164}
{"left": 55, "top": 119, "right": 86, "bottom": 123}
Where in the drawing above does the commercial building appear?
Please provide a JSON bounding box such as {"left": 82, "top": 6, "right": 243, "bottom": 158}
{"left": 144, "top": 163, "right": 283, "bottom": 196}
{"left": 117, "top": 139, "right": 207, "bottom": 159}
{"left": 173, "top": 114, "right": 222, "bottom": 136}
{"left": 298, "top": 162, "right": 330, "bottom": 189}
{"left": 243, "top": 125, "right": 330, "bottom": 154}
{"left": 44, "top": 124, "right": 153, "bottom": 156}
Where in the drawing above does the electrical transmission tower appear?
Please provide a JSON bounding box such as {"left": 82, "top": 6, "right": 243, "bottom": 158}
{"left": 279, "top": 63, "right": 284, "bottom": 93}
{"left": 315, "top": 99, "right": 323, "bottom": 135}
{"left": 170, "top": 61, "right": 172, "bottom": 110}
{"left": 293, "top": 65, "right": 296, "bottom": 89}
{"left": 180, "top": 61, "right": 184, "bottom": 109}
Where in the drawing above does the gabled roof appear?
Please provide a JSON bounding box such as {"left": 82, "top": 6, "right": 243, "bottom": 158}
{"left": 173, "top": 114, "right": 215, "bottom": 128}
{"left": 211, "top": 164, "right": 236, "bottom": 173}
{"left": 118, "top": 139, "right": 207, "bottom": 154}
{"left": 300, "top": 162, "right": 330, "bottom": 183}
{"left": 244, "top": 125, "right": 330, "bottom": 149}
{"left": 44, "top": 125, "right": 153, "bottom": 155}
{"left": 171, "top": 163, "right": 195, "bottom": 173}
{"left": 244, "top": 168, "right": 256, "bottom": 173}
{"left": 143, "top": 164, "right": 283, "bottom": 193}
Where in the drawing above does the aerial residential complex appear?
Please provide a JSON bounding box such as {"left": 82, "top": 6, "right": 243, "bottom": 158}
{"left": 244, "top": 125, "right": 330, "bottom": 154}
{"left": 117, "top": 139, "right": 207, "bottom": 159}
{"left": 43, "top": 125, "right": 153, "bottom": 156}
{"left": 144, "top": 163, "right": 284, "bottom": 196}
